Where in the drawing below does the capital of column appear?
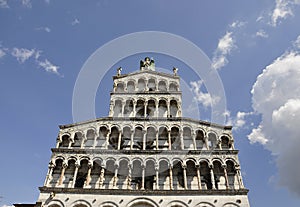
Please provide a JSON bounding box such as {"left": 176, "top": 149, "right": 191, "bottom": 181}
{"left": 62, "top": 162, "right": 68, "bottom": 169}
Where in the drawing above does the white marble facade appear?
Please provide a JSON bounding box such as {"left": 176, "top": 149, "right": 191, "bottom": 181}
{"left": 36, "top": 58, "right": 250, "bottom": 207}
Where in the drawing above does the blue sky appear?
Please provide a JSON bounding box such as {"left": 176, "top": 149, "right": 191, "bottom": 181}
{"left": 1, "top": 0, "right": 300, "bottom": 206}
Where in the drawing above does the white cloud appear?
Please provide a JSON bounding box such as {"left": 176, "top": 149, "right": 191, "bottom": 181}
{"left": 36, "top": 27, "right": 51, "bottom": 33}
{"left": 190, "top": 80, "right": 220, "bottom": 108}
{"left": 293, "top": 35, "right": 300, "bottom": 49}
{"left": 37, "top": 59, "right": 60, "bottom": 75}
{"left": 11, "top": 48, "right": 36, "bottom": 63}
{"left": 0, "top": 0, "right": 9, "bottom": 8}
{"left": 212, "top": 32, "right": 236, "bottom": 70}
{"left": 45, "top": 0, "right": 50, "bottom": 3}
{"left": 71, "top": 18, "right": 80, "bottom": 26}
{"left": 256, "top": 29, "right": 269, "bottom": 38}
{"left": 230, "top": 21, "right": 246, "bottom": 28}
{"left": 249, "top": 47, "right": 300, "bottom": 195}
{"left": 22, "top": 0, "right": 32, "bottom": 8}
{"left": 1, "top": 205, "right": 14, "bottom": 207}
{"left": 271, "top": 0, "right": 300, "bottom": 26}
{"left": 0, "top": 48, "right": 6, "bottom": 58}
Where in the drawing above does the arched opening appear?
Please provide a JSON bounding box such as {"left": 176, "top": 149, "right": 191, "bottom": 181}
{"left": 186, "top": 160, "right": 197, "bottom": 190}
{"left": 200, "top": 161, "right": 212, "bottom": 190}
{"left": 132, "top": 160, "right": 143, "bottom": 190}
{"left": 213, "top": 161, "right": 225, "bottom": 189}
{"left": 96, "top": 126, "right": 108, "bottom": 148}
{"left": 171, "top": 127, "right": 180, "bottom": 150}
{"left": 146, "top": 99, "right": 156, "bottom": 117}
{"left": 183, "top": 127, "right": 193, "bottom": 149}
{"left": 64, "top": 159, "right": 76, "bottom": 187}
{"left": 75, "top": 159, "right": 89, "bottom": 188}
{"left": 158, "top": 160, "right": 170, "bottom": 190}
{"left": 136, "top": 99, "right": 145, "bottom": 117}
{"left": 109, "top": 127, "right": 120, "bottom": 150}
{"left": 116, "top": 82, "right": 124, "bottom": 92}
{"left": 158, "top": 100, "right": 167, "bottom": 117}
{"left": 158, "top": 80, "right": 167, "bottom": 91}
{"left": 226, "top": 160, "right": 237, "bottom": 189}
{"left": 169, "top": 82, "right": 178, "bottom": 91}
{"left": 118, "top": 159, "right": 129, "bottom": 189}
{"left": 133, "top": 127, "right": 143, "bottom": 150}
{"left": 170, "top": 100, "right": 178, "bottom": 117}
{"left": 51, "top": 159, "right": 63, "bottom": 187}
{"left": 148, "top": 78, "right": 156, "bottom": 91}
{"left": 124, "top": 100, "right": 134, "bottom": 117}
{"left": 195, "top": 130, "right": 205, "bottom": 150}
{"left": 146, "top": 127, "right": 156, "bottom": 150}
{"left": 158, "top": 127, "right": 168, "bottom": 150}
{"left": 72, "top": 132, "right": 82, "bottom": 148}
{"left": 127, "top": 81, "right": 135, "bottom": 92}
{"left": 145, "top": 160, "right": 155, "bottom": 190}
{"left": 122, "top": 126, "right": 131, "bottom": 150}
{"left": 103, "top": 160, "right": 116, "bottom": 189}
{"left": 59, "top": 135, "right": 69, "bottom": 148}
{"left": 113, "top": 100, "right": 122, "bottom": 117}
{"left": 85, "top": 129, "right": 95, "bottom": 148}
{"left": 208, "top": 133, "right": 217, "bottom": 149}
{"left": 172, "top": 160, "right": 184, "bottom": 190}
{"left": 138, "top": 79, "right": 146, "bottom": 91}
{"left": 90, "top": 160, "right": 102, "bottom": 188}
{"left": 221, "top": 135, "right": 231, "bottom": 149}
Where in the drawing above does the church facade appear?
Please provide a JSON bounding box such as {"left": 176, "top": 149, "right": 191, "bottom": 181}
{"left": 35, "top": 58, "right": 250, "bottom": 207}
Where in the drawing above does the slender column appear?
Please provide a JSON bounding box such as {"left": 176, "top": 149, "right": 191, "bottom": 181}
{"left": 155, "top": 101, "right": 159, "bottom": 117}
{"left": 85, "top": 162, "right": 92, "bottom": 187}
{"left": 56, "top": 136, "right": 60, "bottom": 148}
{"left": 113, "top": 164, "right": 119, "bottom": 189}
{"left": 121, "top": 101, "right": 125, "bottom": 117}
{"left": 192, "top": 132, "right": 197, "bottom": 150}
{"left": 133, "top": 100, "right": 136, "bottom": 117}
{"left": 168, "top": 130, "right": 172, "bottom": 150}
{"left": 127, "top": 164, "right": 132, "bottom": 189}
{"left": 156, "top": 131, "right": 159, "bottom": 150}
{"left": 222, "top": 165, "right": 229, "bottom": 189}
{"left": 236, "top": 166, "right": 244, "bottom": 189}
{"left": 204, "top": 135, "right": 209, "bottom": 150}
{"left": 105, "top": 131, "right": 111, "bottom": 149}
{"left": 196, "top": 165, "right": 202, "bottom": 190}
{"left": 44, "top": 162, "right": 55, "bottom": 186}
{"left": 218, "top": 139, "right": 222, "bottom": 150}
{"left": 209, "top": 164, "right": 216, "bottom": 189}
{"left": 142, "top": 130, "right": 146, "bottom": 150}
{"left": 58, "top": 162, "right": 68, "bottom": 186}
{"left": 109, "top": 100, "right": 114, "bottom": 117}
{"left": 179, "top": 129, "right": 184, "bottom": 150}
{"left": 68, "top": 138, "right": 73, "bottom": 148}
{"left": 141, "top": 164, "right": 145, "bottom": 190}
{"left": 130, "top": 130, "right": 134, "bottom": 150}
{"left": 144, "top": 102, "right": 148, "bottom": 117}
{"left": 80, "top": 133, "right": 86, "bottom": 149}
{"left": 155, "top": 165, "right": 159, "bottom": 190}
{"left": 167, "top": 100, "right": 170, "bottom": 117}
{"left": 99, "top": 165, "right": 105, "bottom": 189}
{"left": 231, "top": 140, "right": 235, "bottom": 150}
{"left": 72, "top": 162, "right": 80, "bottom": 188}
{"left": 183, "top": 165, "right": 187, "bottom": 189}
{"left": 177, "top": 102, "right": 182, "bottom": 117}
{"left": 169, "top": 165, "right": 173, "bottom": 190}
{"left": 117, "top": 131, "right": 122, "bottom": 150}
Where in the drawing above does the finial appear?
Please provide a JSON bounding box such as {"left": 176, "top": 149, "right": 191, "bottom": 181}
{"left": 173, "top": 67, "right": 178, "bottom": 76}
{"left": 117, "top": 67, "right": 122, "bottom": 76}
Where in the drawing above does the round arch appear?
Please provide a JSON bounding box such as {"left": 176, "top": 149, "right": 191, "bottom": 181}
{"left": 126, "top": 198, "right": 158, "bottom": 207}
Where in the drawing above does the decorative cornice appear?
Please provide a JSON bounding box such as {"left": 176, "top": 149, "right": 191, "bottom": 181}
{"left": 39, "top": 187, "right": 249, "bottom": 196}
{"left": 59, "top": 117, "right": 232, "bottom": 130}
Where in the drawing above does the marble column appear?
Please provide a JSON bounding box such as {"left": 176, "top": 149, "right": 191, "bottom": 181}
{"left": 44, "top": 162, "right": 55, "bottom": 187}
{"left": 72, "top": 162, "right": 80, "bottom": 188}
{"left": 183, "top": 165, "right": 187, "bottom": 189}
{"left": 85, "top": 162, "right": 93, "bottom": 187}
{"left": 155, "top": 165, "right": 159, "bottom": 190}
{"left": 168, "top": 130, "right": 172, "bottom": 150}
{"left": 141, "top": 165, "right": 145, "bottom": 190}
{"left": 99, "top": 165, "right": 105, "bottom": 189}
{"left": 58, "top": 162, "right": 68, "bottom": 186}
{"left": 113, "top": 164, "right": 119, "bottom": 189}
{"left": 196, "top": 165, "right": 202, "bottom": 190}
{"left": 169, "top": 165, "right": 173, "bottom": 190}
{"left": 223, "top": 164, "right": 229, "bottom": 189}
{"left": 209, "top": 164, "right": 216, "bottom": 189}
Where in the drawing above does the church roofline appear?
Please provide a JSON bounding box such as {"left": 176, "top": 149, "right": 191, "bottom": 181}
{"left": 113, "top": 69, "right": 180, "bottom": 80}
{"left": 59, "top": 117, "right": 232, "bottom": 130}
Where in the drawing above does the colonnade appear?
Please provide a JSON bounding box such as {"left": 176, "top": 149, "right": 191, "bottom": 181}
{"left": 109, "top": 98, "right": 181, "bottom": 118}
{"left": 114, "top": 78, "right": 179, "bottom": 93}
{"left": 58, "top": 126, "right": 233, "bottom": 151}
{"left": 45, "top": 158, "right": 244, "bottom": 191}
